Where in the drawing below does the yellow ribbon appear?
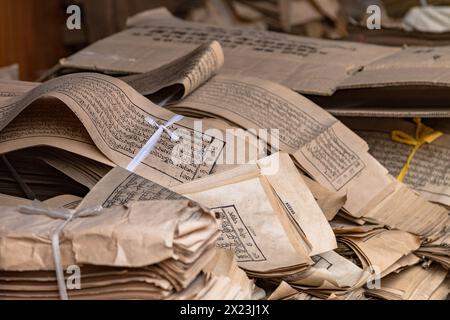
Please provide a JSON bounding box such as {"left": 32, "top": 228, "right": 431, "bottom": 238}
{"left": 391, "top": 118, "right": 443, "bottom": 182}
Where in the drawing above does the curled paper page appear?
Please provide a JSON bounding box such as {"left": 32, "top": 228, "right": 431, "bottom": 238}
{"left": 122, "top": 41, "right": 224, "bottom": 100}
{"left": 0, "top": 73, "right": 229, "bottom": 189}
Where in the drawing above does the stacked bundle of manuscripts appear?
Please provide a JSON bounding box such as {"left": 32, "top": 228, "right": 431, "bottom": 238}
{"left": 0, "top": 200, "right": 255, "bottom": 299}
{"left": 0, "top": 8, "right": 448, "bottom": 300}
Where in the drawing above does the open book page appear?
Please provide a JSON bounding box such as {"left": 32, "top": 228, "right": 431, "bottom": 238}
{"left": 0, "top": 73, "right": 231, "bottom": 189}
{"left": 293, "top": 127, "right": 394, "bottom": 219}
{"left": 171, "top": 74, "right": 393, "bottom": 218}
{"left": 78, "top": 166, "right": 184, "bottom": 209}
{"left": 342, "top": 117, "right": 450, "bottom": 207}
{"left": 175, "top": 170, "right": 313, "bottom": 276}
{"left": 59, "top": 10, "right": 399, "bottom": 96}
{"left": 171, "top": 74, "right": 339, "bottom": 153}
{"left": 174, "top": 153, "right": 336, "bottom": 256}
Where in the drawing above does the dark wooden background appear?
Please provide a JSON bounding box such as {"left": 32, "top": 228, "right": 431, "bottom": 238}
{"left": 0, "top": 0, "right": 191, "bottom": 81}
{"left": 0, "top": 0, "right": 67, "bottom": 80}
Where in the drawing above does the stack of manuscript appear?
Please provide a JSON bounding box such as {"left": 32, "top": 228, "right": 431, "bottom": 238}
{"left": 0, "top": 147, "right": 111, "bottom": 200}
{"left": 0, "top": 148, "right": 90, "bottom": 200}
{"left": 0, "top": 200, "right": 255, "bottom": 300}
{"left": 336, "top": 227, "right": 422, "bottom": 277}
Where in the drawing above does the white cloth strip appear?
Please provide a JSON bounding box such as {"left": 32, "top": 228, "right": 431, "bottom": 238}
{"left": 126, "top": 114, "right": 184, "bottom": 172}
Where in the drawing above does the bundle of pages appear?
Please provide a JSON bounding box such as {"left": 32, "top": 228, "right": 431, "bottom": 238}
{"left": 0, "top": 199, "right": 255, "bottom": 300}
